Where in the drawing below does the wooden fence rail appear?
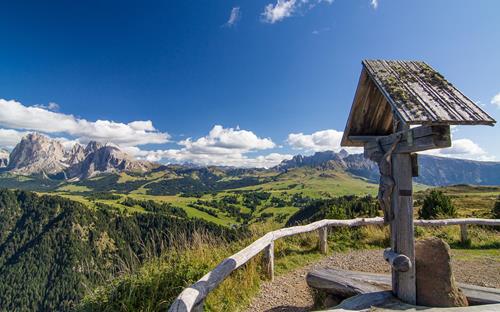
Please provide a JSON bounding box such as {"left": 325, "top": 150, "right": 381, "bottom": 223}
{"left": 168, "top": 217, "right": 500, "bottom": 312}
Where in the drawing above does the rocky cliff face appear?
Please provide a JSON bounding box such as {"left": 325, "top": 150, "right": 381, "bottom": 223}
{"left": 6, "top": 133, "right": 69, "bottom": 175}
{"left": 69, "top": 144, "right": 154, "bottom": 179}
{"left": 4, "top": 133, "right": 154, "bottom": 178}
{"left": 0, "top": 149, "right": 9, "bottom": 168}
{"left": 66, "top": 143, "right": 86, "bottom": 166}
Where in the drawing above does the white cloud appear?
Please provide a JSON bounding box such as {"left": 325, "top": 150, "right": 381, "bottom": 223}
{"left": 370, "top": 0, "right": 378, "bottom": 9}
{"left": 0, "top": 99, "right": 169, "bottom": 146}
{"left": 125, "top": 125, "right": 289, "bottom": 168}
{"left": 287, "top": 129, "right": 362, "bottom": 153}
{"left": 262, "top": 0, "right": 297, "bottom": 23}
{"left": 262, "top": 0, "right": 333, "bottom": 24}
{"left": 225, "top": 7, "right": 240, "bottom": 27}
{"left": 0, "top": 128, "right": 30, "bottom": 150}
{"left": 422, "top": 138, "right": 495, "bottom": 161}
{"left": 491, "top": 92, "right": 500, "bottom": 108}
{"left": 178, "top": 125, "right": 275, "bottom": 154}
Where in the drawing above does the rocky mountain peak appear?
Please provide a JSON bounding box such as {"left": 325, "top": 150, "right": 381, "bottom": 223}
{"left": 0, "top": 148, "right": 9, "bottom": 168}
{"left": 66, "top": 143, "right": 86, "bottom": 166}
{"left": 3, "top": 133, "right": 155, "bottom": 178}
{"left": 338, "top": 149, "right": 349, "bottom": 159}
{"left": 68, "top": 142, "right": 154, "bottom": 179}
{"left": 84, "top": 141, "right": 104, "bottom": 155}
{"left": 6, "top": 133, "right": 68, "bottom": 175}
{"left": 277, "top": 150, "right": 345, "bottom": 171}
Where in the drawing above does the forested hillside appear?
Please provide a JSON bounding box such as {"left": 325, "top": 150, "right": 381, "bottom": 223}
{"left": 0, "top": 189, "right": 239, "bottom": 311}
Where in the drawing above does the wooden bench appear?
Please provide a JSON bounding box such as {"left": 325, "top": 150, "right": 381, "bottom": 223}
{"left": 307, "top": 268, "right": 500, "bottom": 309}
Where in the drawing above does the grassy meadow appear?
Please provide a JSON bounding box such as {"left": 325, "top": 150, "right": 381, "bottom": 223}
{"left": 9, "top": 167, "right": 498, "bottom": 311}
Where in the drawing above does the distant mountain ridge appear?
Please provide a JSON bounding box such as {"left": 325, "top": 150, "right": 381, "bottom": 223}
{"left": 276, "top": 150, "right": 500, "bottom": 186}
{"left": 2, "top": 134, "right": 500, "bottom": 186}
{"left": 2, "top": 133, "right": 155, "bottom": 179}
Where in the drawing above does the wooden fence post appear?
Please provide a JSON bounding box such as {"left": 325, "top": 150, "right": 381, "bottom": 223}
{"left": 263, "top": 242, "right": 274, "bottom": 281}
{"left": 319, "top": 226, "right": 328, "bottom": 255}
{"left": 391, "top": 153, "right": 416, "bottom": 305}
{"left": 460, "top": 224, "right": 468, "bottom": 244}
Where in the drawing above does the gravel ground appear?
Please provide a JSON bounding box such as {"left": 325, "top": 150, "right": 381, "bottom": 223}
{"left": 245, "top": 249, "right": 500, "bottom": 312}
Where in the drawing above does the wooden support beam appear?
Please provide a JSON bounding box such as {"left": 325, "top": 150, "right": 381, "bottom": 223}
{"left": 319, "top": 227, "right": 328, "bottom": 255}
{"left": 361, "top": 125, "right": 451, "bottom": 159}
{"left": 410, "top": 153, "right": 419, "bottom": 177}
{"left": 390, "top": 153, "right": 416, "bottom": 304}
{"left": 383, "top": 248, "right": 411, "bottom": 272}
{"left": 460, "top": 224, "right": 468, "bottom": 245}
{"left": 263, "top": 242, "right": 274, "bottom": 281}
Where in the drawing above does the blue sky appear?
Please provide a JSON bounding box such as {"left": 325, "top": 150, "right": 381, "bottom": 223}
{"left": 0, "top": 0, "right": 498, "bottom": 167}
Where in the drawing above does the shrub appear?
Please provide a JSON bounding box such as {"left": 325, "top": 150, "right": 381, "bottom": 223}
{"left": 419, "top": 190, "right": 456, "bottom": 219}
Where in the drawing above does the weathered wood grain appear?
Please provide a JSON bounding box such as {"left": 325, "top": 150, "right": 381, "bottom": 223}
{"left": 307, "top": 269, "right": 500, "bottom": 307}
{"left": 263, "top": 242, "right": 274, "bottom": 281}
{"left": 168, "top": 218, "right": 500, "bottom": 312}
{"left": 363, "top": 60, "right": 496, "bottom": 126}
{"left": 341, "top": 60, "right": 496, "bottom": 148}
{"left": 328, "top": 292, "right": 500, "bottom": 312}
{"left": 319, "top": 227, "right": 328, "bottom": 255}
{"left": 306, "top": 269, "right": 388, "bottom": 298}
{"left": 362, "top": 125, "right": 451, "bottom": 158}
{"left": 389, "top": 153, "right": 416, "bottom": 304}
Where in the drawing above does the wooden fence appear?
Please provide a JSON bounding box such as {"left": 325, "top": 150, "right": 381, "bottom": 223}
{"left": 168, "top": 217, "right": 500, "bottom": 312}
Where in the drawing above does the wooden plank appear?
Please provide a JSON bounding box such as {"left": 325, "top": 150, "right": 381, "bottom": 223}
{"left": 168, "top": 217, "right": 499, "bottom": 311}
{"left": 341, "top": 69, "right": 395, "bottom": 147}
{"left": 306, "top": 269, "right": 388, "bottom": 297}
{"left": 390, "top": 153, "right": 416, "bottom": 304}
{"left": 263, "top": 242, "right": 274, "bottom": 281}
{"left": 307, "top": 269, "right": 500, "bottom": 306}
{"left": 330, "top": 293, "right": 500, "bottom": 312}
{"left": 362, "top": 125, "right": 451, "bottom": 157}
{"left": 319, "top": 227, "right": 328, "bottom": 255}
{"left": 414, "top": 218, "right": 500, "bottom": 227}
{"left": 168, "top": 217, "right": 385, "bottom": 312}
{"left": 362, "top": 60, "right": 496, "bottom": 126}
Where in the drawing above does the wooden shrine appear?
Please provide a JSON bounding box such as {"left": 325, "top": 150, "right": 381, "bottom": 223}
{"left": 340, "top": 60, "right": 496, "bottom": 304}
{"left": 169, "top": 60, "right": 499, "bottom": 312}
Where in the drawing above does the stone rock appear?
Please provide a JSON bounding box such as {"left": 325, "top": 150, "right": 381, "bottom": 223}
{"left": 415, "top": 237, "right": 468, "bottom": 307}
{"left": 68, "top": 143, "right": 155, "bottom": 179}
{"left": 0, "top": 148, "right": 9, "bottom": 168}
{"left": 6, "top": 133, "right": 68, "bottom": 175}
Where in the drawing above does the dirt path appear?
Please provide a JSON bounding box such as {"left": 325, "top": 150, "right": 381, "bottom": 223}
{"left": 245, "top": 249, "right": 500, "bottom": 312}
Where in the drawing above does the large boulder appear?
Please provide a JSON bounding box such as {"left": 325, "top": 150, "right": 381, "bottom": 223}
{"left": 415, "top": 237, "right": 468, "bottom": 307}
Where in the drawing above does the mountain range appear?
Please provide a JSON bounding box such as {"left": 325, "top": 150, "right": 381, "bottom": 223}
{"left": 277, "top": 150, "right": 500, "bottom": 186}
{"left": 1, "top": 133, "right": 500, "bottom": 186}
{"left": 1, "top": 133, "right": 155, "bottom": 179}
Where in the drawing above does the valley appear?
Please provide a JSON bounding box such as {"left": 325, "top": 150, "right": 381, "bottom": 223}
{"left": 0, "top": 133, "right": 499, "bottom": 311}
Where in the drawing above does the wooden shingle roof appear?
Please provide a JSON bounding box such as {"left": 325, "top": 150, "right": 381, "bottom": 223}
{"left": 341, "top": 60, "right": 496, "bottom": 147}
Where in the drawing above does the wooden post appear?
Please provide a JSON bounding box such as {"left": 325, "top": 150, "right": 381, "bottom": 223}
{"left": 263, "top": 242, "right": 274, "bottom": 281}
{"left": 319, "top": 226, "right": 328, "bottom": 255}
{"left": 460, "top": 224, "right": 468, "bottom": 245}
{"left": 391, "top": 153, "right": 416, "bottom": 304}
